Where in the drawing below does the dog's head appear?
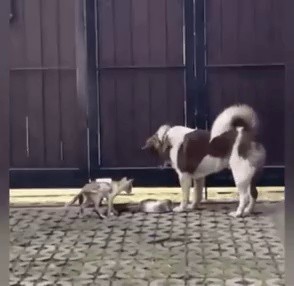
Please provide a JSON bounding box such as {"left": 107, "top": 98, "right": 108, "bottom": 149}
{"left": 141, "top": 125, "right": 172, "bottom": 157}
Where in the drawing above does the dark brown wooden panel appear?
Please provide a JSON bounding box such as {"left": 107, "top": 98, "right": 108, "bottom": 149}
{"left": 132, "top": 71, "right": 155, "bottom": 166}
{"left": 24, "top": 0, "right": 44, "bottom": 166}
{"left": 40, "top": 0, "right": 61, "bottom": 166}
{"left": 41, "top": 0, "right": 59, "bottom": 67}
{"left": 113, "top": 0, "right": 132, "bottom": 65}
{"left": 10, "top": 0, "right": 26, "bottom": 68}
{"left": 207, "top": 68, "right": 285, "bottom": 165}
{"left": 166, "top": 70, "right": 185, "bottom": 125}
{"left": 272, "top": 0, "right": 284, "bottom": 62}
{"left": 58, "top": 0, "right": 76, "bottom": 66}
{"left": 206, "top": 0, "right": 284, "bottom": 65}
{"left": 98, "top": 0, "right": 115, "bottom": 66}
{"left": 166, "top": 0, "right": 184, "bottom": 65}
{"left": 206, "top": 0, "right": 222, "bottom": 65}
{"left": 26, "top": 72, "right": 45, "bottom": 166}
{"left": 59, "top": 71, "right": 79, "bottom": 167}
{"left": 236, "top": 0, "right": 255, "bottom": 64}
{"left": 149, "top": 71, "right": 168, "bottom": 131}
{"left": 149, "top": 0, "right": 167, "bottom": 65}
{"left": 10, "top": 73, "right": 28, "bottom": 167}
{"left": 10, "top": 0, "right": 27, "bottom": 167}
{"left": 254, "top": 0, "right": 273, "bottom": 63}
{"left": 98, "top": 0, "right": 184, "bottom": 67}
{"left": 221, "top": 0, "right": 238, "bottom": 64}
{"left": 43, "top": 71, "right": 61, "bottom": 166}
{"left": 99, "top": 70, "right": 185, "bottom": 167}
{"left": 131, "top": 0, "right": 149, "bottom": 65}
{"left": 115, "top": 71, "right": 134, "bottom": 165}
{"left": 99, "top": 72, "right": 118, "bottom": 166}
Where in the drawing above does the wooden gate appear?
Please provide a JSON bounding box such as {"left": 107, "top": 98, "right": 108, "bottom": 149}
{"left": 86, "top": 0, "right": 194, "bottom": 185}
{"left": 9, "top": 0, "right": 88, "bottom": 187}
{"left": 204, "top": 0, "right": 284, "bottom": 185}
{"left": 9, "top": 0, "right": 284, "bottom": 187}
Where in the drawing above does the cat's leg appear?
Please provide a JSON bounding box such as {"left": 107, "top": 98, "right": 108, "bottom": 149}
{"left": 93, "top": 194, "right": 107, "bottom": 219}
{"left": 107, "top": 196, "right": 118, "bottom": 216}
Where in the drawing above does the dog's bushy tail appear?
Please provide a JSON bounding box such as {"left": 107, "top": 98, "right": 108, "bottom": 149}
{"left": 210, "top": 104, "right": 259, "bottom": 141}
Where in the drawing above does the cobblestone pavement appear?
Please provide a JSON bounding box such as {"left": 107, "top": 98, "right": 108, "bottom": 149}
{"left": 10, "top": 203, "right": 285, "bottom": 286}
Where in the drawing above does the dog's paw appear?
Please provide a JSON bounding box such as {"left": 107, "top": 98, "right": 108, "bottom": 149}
{"left": 186, "top": 203, "right": 199, "bottom": 211}
{"left": 242, "top": 209, "right": 252, "bottom": 217}
{"left": 173, "top": 205, "right": 187, "bottom": 212}
{"left": 229, "top": 211, "right": 242, "bottom": 218}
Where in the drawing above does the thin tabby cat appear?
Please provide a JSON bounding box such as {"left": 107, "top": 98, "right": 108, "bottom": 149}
{"left": 65, "top": 177, "right": 134, "bottom": 218}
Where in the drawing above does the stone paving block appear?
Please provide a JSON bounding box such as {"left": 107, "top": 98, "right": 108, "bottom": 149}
{"left": 188, "top": 278, "right": 225, "bottom": 286}
{"left": 150, "top": 279, "right": 185, "bottom": 286}
{"left": 112, "top": 279, "right": 149, "bottom": 286}
{"left": 225, "top": 278, "right": 263, "bottom": 286}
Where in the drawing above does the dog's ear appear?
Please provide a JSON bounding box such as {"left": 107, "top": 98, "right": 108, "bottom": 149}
{"left": 141, "top": 135, "right": 159, "bottom": 150}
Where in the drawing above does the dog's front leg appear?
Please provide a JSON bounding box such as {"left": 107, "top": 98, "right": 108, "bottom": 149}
{"left": 173, "top": 174, "right": 192, "bottom": 212}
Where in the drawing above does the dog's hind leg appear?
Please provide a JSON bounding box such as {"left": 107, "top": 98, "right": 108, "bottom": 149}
{"left": 243, "top": 171, "right": 260, "bottom": 216}
{"left": 229, "top": 161, "right": 255, "bottom": 217}
{"left": 229, "top": 182, "right": 251, "bottom": 217}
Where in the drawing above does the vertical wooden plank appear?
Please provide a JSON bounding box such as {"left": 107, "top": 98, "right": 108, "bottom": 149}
{"left": 221, "top": 0, "right": 238, "bottom": 64}
{"left": 10, "top": 0, "right": 28, "bottom": 167}
{"left": 205, "top": 0, "right": 222, "bottom": 65}
{"left": 166, "top": 70, "right": 185, "bottom": 125}
{"left": 149, "top": 71, "right": 168, "bottom": 131}
{"left": 99, "top": 72, "right": 118, "bottom": 167}
{"left": 149, "top": 0, "right": 167, "bottom": 65}
{"left": 41, "top": 0, "right": 61, "bottom": 166}
{"left": 133, "top": 71, "right": 154, "bottom": 166}
{"left": 10, "top": 0, "right": 26, "bottom": 68}
{"left": 10, "top": 73, "right": 28, "bottom": 167}
{"left": 59, "top": 71, "right": 79, "bottom": 166}
{"left": 115, "top": 71, "right": 134, "bottom": 166}
{"left": 237, "top": 0, "right": 255, "bottom": 64}
{"left": 113, "top": 0, "right": 132, "bottom": 65}
{"left": 58, "top": 1, "right": 78, "bottom": 166}
{"left": 225, "top": 70, "right": 240, "bottom": 105}
{"left": 254, "top": 0, "right": 272, "bottom": 63}
{"left": 131, "top": 0, "right": 149, "bottom": 65}
{"left": 272, "top": 0, "right": 284, "bottom": 62}
{"left": 58, "top": 0, "right": 76, "bottom": 67}
{"left": 207, "top": 71, "right": 223, "bottom": 125}
{"left": 75, "top": 0, "right": 89, "bottom": 169}
{"left": 255, "top": 69, "right": 284, "bottom": 165}
{"left": 43, "top": 72, "right": 61, "bottom": 166}
{"left": 98, "top": 0, "right": 115, "bottom": 66}
{"left": 24, "top": 0, "right": 44, "bottom": 166}
{"left": 166, "top": 0, "right": 184, "bottom": 65}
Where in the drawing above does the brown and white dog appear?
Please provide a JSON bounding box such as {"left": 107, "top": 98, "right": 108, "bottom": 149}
{"left": 142, "top": 104, "right": 266, "bottom": 217}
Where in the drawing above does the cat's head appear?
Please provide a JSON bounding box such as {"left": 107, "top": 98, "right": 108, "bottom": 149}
{"left": 118, "top": 177, "right": 134, "bottom": 194}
